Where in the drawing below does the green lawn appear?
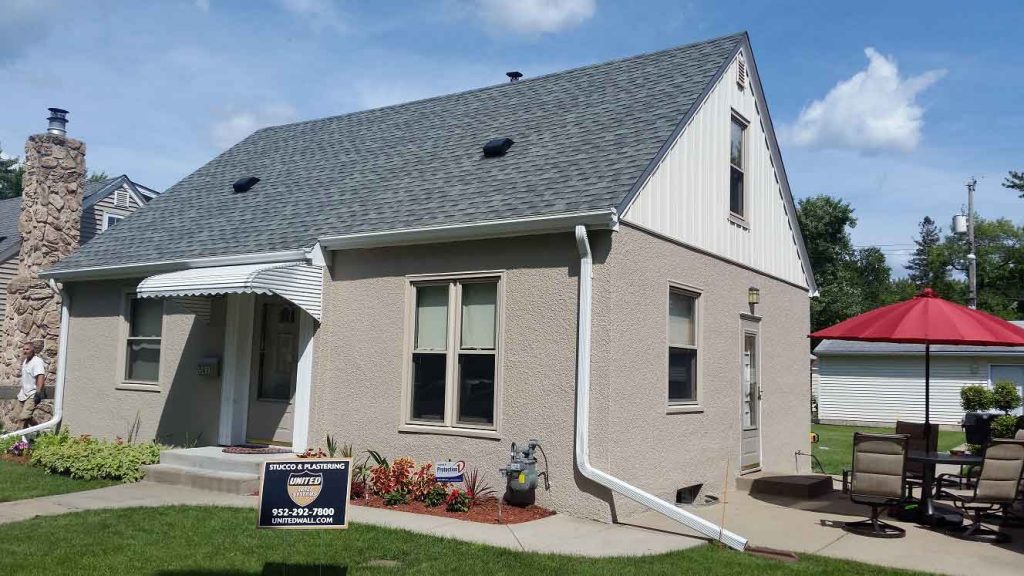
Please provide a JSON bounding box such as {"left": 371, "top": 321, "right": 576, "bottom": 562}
{"left": 0, "top": 506, "right": 926, "bottom": 576}
{"left": 812, "top": 424, "right": 965, "bottom": 475}
{"left": 0, "top": 459, "right": 118, "bottom": 503}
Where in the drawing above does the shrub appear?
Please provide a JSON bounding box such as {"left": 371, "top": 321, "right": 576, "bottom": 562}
{"left": 991, "top": 380, "right": 1023, "bottom": 415}
{"left": 382, "top": 490, "right": 409, "bottom": 506}
{"left": 369, "top": 456, "right": 416, "bottom": 496}
{"left": 462, "top": 466, "right": 495, "bottom": 506}
{"left": 30, "top": 429, "right": 162, "bottom": 482}
{"left": 350, "top": 479, "right": 366, "bottom": 500}
{"left": 991, "top": 414, "right": 1021, "bottom": 439}
{"left": 410, "top": 463, "right": 438, "bottom": 501}
{"left": 960, "top": 385, "right": 995, "bottom": 413}
{"left": 0, "top": 434, "right": 19, "bottom": 455}
{"left": 445, "top": 488, "right": 471, "bottom": 513}
{"left": 423, "top": 485, "right": 448, "bottom": 508}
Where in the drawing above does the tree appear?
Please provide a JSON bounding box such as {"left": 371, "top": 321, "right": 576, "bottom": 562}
{"left": 87, "top": 171, "right": 110, "bottom": 183}
{"left": 1004, "top": 170, "right": 1024, "bottom": 198}
{"left": 906, "top": 216, "right": 955, "bottom": 296}
{"left": 942, "top": 215, "right": 1023, "bottom": 319}
{"left": 0, "top": 143, "right": 23, "bottom": 199}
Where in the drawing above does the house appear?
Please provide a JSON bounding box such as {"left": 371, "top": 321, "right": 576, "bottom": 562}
{"left": 814, "top": 325, "right": 1024, "bottom": 427}
{"left": 31, "top": 33, "right": 815, "bottom": 527}
{"left": 0, "top": 175, "right": 159, "bottom": 322}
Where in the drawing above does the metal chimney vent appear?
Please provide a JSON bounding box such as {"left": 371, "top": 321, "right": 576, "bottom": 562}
{"left": 483, "top": 138, "right": 514, "bottom": 158}
{"left": 232, "top": 176, "right": 260, "bottom": 193}
{"left": 506, "top": 71, "right": 523, "bottom": 83}
{"left": 47, "top": 108, "right": 69, "bottom": 136}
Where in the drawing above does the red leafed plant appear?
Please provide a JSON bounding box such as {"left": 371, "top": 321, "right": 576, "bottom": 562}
{"left": 446, "top": 488, "right": 470, "bottom": 513}
{"left": 369, "top": 463, "right": 395, "bottom": 495}
{"left": 410, "top": 462, "right": 438, "bottom": 501}
{"left": 462, "top": 466, "right": 496, "bottom": 506}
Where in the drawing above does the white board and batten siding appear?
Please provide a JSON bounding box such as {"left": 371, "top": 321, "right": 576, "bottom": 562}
{"left": 817, "top": 355, "right": 1024, "bottom": 426}
{"left": 80, "top": 184, "right": 142, "bottom": 244}
{"left": 623, "top": 50, "right": 808, "bottom": 290}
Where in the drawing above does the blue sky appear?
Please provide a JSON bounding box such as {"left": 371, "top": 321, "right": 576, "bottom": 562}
{"left": 1, "top": 0, "right": 1021, "bottom": 272}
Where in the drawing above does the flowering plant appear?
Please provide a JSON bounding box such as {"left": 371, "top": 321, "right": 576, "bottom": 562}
{"left": 9, "top": 440, "right": 29, "bottom": 457}
{"left": 446, "top": 488, "right": 470, "bottom": 513}
{"left": 410, "top": 462, "right": 439, "bottom": 501}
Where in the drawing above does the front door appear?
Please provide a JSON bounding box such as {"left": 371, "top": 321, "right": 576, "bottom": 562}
{"left": 246, "top": 296, "right": 300, "bottom": 445}
{"left": 740, "top": 326, "right": 761, "bottom": 472}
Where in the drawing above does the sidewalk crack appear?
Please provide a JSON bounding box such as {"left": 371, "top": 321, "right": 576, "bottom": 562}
{"left": 505, "top": 524, "right": 526, "bottom": 551}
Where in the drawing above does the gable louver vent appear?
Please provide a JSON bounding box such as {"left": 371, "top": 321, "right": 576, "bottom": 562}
{"left": 114, "top": 187, "right": 130, "bottom": 208}
{"left": 483, "top": 138, "right": 514, "bottom": 158}
{"left": 233, "top": 176, "right": 260, "bottom": 193}
{"left": 736, "top": 57, "right": 747, "bottom": 91}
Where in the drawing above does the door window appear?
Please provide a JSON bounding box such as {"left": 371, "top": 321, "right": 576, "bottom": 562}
{"left": 742, "top": 332, "right": 759, "bottom": 429}
{"left": 256, "top": 301, "right": 299, "bottom": 401}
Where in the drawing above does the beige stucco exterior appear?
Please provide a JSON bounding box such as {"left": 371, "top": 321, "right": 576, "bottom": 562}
{"left": 56, "top": 224, "right": 810, "bottom": 522}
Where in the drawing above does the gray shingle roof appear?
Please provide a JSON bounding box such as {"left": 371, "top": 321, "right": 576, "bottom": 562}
{"left": 0, "top": 196, "right": 22, "bottom": 257}
{"left": 49, "top": 33, "right": 747, "bottom": 274}
{"left": 813, "top": 323, "right": 1024, "bottom": 356}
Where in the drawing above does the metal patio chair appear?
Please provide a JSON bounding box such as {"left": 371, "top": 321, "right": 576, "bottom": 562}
{"left": 843, "top": 432, "right": 910, "bottom": 538}
{"left": 896, "top": 420, "right": 938, "bottom": 499}
{"left": 944, "top": 439, "right": 1024, "bottom": 543}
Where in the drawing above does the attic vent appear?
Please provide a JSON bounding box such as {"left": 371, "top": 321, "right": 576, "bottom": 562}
{"left": 736, "top": 57, "right": 747, "bottom": 91}
{"left": 114, "top": 187, "right": 130, "bottom": 208}
{"left": 482, "top": 138, "right": 514, "bottom": 158}
{"left": 232, "top": 176, "right": 260, "bottom": 193}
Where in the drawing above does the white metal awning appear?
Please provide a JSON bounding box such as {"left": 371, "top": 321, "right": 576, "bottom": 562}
{"left": 136, "top": 262, "right": 324, "bottom": 321}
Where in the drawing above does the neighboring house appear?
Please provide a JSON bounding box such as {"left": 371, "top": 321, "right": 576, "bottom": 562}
{"left": 815, "top": 324, "right": 1024, "bottom": 427}
{"left": 40, "top": 33, "right": 815, "bottom": 523}
{"left": 0, "top": 175, "right": 158, "bottom": 322}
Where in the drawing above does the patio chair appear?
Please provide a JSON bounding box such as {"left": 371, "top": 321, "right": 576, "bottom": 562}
{"left": 843, "top": 432, "right": 910, "bottom": 538}
{"left": 944, "top": 439, "right": 1024, "bottom": 543}
{"left": 896, "top": 420, "right": 938, "bottom": 499}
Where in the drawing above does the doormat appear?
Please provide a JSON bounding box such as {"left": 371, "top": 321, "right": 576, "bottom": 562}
{"left": 223, "top": 445, "right": 292, "bottom": 455}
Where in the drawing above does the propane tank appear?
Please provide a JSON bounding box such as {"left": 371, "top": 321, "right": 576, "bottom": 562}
{"left": 499, "top": 439, "right": 546, "bottom": 506}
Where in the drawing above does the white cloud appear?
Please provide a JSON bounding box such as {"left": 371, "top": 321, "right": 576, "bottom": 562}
{"left": 194, "top": 0, "right": 210, "bottom": 12}
{"left": 788, "top": 48, "right": 946, "bottom": 153}
{"left": 276, "top": 0, "right": 347, "bottom": 32}
{"left": 472, "top": 0, "right": 595, "bottom": 34}
{"left": 210, "top": 104, "right": 297, "bottom": 149}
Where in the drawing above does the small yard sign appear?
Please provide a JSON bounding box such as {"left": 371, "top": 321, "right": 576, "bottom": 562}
{"left": 258, "top": 458, "right": 351, "bottom": 529}
{"left": 434, "top": 460, "right": 465, "bottom": 483}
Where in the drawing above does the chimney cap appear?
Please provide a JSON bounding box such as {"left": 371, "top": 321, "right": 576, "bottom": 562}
{"left": 46, "top": 107, "right": 69, "bottom": 136}
{"left": 506, "top": 71, "right": 523, "bottom": 83}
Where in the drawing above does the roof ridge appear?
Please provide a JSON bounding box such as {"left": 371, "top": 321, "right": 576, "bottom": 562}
{"left": 253, "top": 31, "right": 747, "bottom": 135}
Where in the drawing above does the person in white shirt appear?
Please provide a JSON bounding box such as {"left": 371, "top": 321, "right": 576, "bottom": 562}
{"left": 16, "top": 342, "right": 46, "bottom": 430}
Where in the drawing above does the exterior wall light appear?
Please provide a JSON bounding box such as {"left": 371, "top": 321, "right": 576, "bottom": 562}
{"left": 748, "top": 287, "right": 760, "bottom": 305}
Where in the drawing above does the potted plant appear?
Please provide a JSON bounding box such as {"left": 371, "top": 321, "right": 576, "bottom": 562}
{"left": 989, "top": 380, "right": 1023, "bottom": 439}
{"left": 960, "top": 385, "right": 996, "bottom": 448}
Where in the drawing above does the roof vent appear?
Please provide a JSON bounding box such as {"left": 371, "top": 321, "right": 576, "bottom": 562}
{"left": 47, "top": 107, "right": 69, "bottom": 136}
{"left": 506, "top": 71, "right": 523, "bottom": 83}
{"left": 736, "top": 57, "right": 746, "bottom": 91}
{"left": 232, "top": 176, "right": 260, "bottom": 193}
{"left": 482, "top": 138, "right": 514, "bottom": 158}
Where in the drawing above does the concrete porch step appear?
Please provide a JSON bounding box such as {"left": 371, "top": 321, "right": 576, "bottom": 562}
{"left": 734, "top": 472, "right": 834, "bottom": 499}
{"left": 159, "top": 446, "right": 294, "bottom": 475}
{"left": 142, "top": 464, "right": 259, "bottom": 495}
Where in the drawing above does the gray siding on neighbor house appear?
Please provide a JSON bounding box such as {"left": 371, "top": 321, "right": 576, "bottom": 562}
{"left": 0, "top": 255, "right": 18, "bottom": 327}
{"left": 80, "top": 185, "right": 143, "bottom": 244}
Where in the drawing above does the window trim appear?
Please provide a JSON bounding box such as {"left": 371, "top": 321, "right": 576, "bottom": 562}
{"left": 117, "top": 290, "right": 164, "bottom": 389}
{"left": 102, "top": 212, "right": 125, "bottom": 231}
{"left": 729, "top": 111, "right": 749, "bottom": 223}
{"left": 666, "top": 282, "right": 703, "bottom": 412}
{"left": 401, "top": 271, "right": 505, "bottom": 436}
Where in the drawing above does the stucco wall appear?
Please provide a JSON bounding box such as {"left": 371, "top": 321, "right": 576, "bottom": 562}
{"left": 62, "top": 279, "right": 225, "bottom": 445}
{"left": 309, "top": 225, "right": 810, "bottom": 522}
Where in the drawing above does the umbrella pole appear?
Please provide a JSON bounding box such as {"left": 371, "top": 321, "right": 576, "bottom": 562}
{"left": 925, "top": 343, "right": 931, "bottom": 445}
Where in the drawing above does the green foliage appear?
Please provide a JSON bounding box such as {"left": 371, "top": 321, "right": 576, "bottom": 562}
{"left": 1005, "top": 170, "right": 1024, "bottom": 198}
{"left": 382, "top": 489, "right": 409, "bottom": 506}
{"left": 906, "top": 216, "right": 957, "bottom": 296}
{"left": 991, "top": 380, "right": 1023, "bottom": 414}
{"left": 445, "top": 489, "right": 471, "bottom": 513}
{"left": 325, "top": 434, "right": 338, "bottom": 457}
{"left": 941, "top": 215, "right": 1024, "bottom": 319}
{"left": 422, "top": 485, "right": 448, "bottom": 508}
{"left": 86, "top": 171, "right": 110, "bottom": 183}
{"left": 990, "top": 414, "right": 1020, "bottom": 439}
{"left": 0, "top": 143, "right": 23, "bottom": 199}
{"left": 960, "top": 385, "right": 995, "bottom": 412}
{"left": 29, "top": 430, "right": 163, "bottom": 482}
{"left": 0, "top": 435, "right": 19, "bottom": 455}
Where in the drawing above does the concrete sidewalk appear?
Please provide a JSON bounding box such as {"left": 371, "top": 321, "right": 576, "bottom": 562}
{"left": 0, "top": 481, "right": 707, "bottom": 557}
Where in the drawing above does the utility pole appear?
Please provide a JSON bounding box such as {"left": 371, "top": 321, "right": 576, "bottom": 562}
{"left": 966, "top": 177, "right": 977, "bottom": 309}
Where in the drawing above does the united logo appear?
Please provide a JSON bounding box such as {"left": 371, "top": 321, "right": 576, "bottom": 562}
{"left": 286, "top": 471, "right": 324, "bottom": 507}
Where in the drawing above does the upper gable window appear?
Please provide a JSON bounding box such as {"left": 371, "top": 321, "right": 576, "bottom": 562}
{"left": 729, "top": 114, "right": 747, "bottom": 219}
{"left": 103, "top": 213, "right": 124, "bottom": 231}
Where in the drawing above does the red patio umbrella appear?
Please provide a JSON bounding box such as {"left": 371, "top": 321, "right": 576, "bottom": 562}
{"left": 810, "top": 288, "right": 1024, "bottom": 429}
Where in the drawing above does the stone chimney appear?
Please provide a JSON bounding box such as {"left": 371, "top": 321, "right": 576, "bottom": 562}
{"left": 0, "top": 109, "right": 84, "bottom": 427}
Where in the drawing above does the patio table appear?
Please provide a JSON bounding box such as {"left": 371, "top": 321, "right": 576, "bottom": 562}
{"left": 907, "top": 450, "right": 983, "bottom": 525}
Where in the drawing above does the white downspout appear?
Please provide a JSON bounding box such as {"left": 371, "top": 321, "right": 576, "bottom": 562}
{"left": 1, "top": 279, "right": 70, "bottom": 439}
{"left": 573, "top": 225, "right": 747, "bottom": 552}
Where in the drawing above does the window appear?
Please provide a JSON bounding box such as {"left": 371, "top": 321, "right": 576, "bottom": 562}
{"left": 124, "top": 295, "right": 162, "bottom": 382}
{"left": 729, "top": 114, "right": 746, "bottom": 218}
{"left": 668, "top": 289, "right": 698, "bottom": 404}
{"left": 103, "top": 213, "right": 124, "bottom": 230}
{"left": 409, "top": 277, "right": 500, "bottom": 429}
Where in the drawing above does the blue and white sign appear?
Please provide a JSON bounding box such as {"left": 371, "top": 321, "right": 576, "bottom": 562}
{"left": 435, "top": 460, "right": 465, "bottom": 483}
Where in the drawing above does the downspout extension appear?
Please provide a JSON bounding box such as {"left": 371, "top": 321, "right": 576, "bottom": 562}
{"left": 1, "top": 279, "right": 69, "bottom": 439}
{"left": 572, "top": 225, "right": 748, "bottom": 552}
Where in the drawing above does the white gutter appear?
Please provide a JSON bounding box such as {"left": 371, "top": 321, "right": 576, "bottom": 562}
{"left": 573, "top": 225, "right": 747, "bottom": 552}
{"left": 320, "top": 209, "right": 618, "bottom": 251}
{"left": 38, "top": 249, "right": 309, "bottom": 281}
{"left": 1, "top": 280, "right": 70, "bottom": 440}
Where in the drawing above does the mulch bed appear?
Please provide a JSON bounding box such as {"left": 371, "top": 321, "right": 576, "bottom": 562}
{"left": 0, "top": 453, "right": 30, "bottom": 465}
{"left": 222, "top": 445, "right": 292, "bottom": 455}
{"left": 352, "top": 494, "right": 554, "bottom": 524}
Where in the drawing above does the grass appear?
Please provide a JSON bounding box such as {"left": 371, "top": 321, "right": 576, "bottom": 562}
{"left": 812, "top": 424, "right": 965, "bottom": 475}
{"left": 0, "top": 506, "right": 928, "bottom": 576}
{"left": 0, "top": 459, "right": 118, "bottom": 503}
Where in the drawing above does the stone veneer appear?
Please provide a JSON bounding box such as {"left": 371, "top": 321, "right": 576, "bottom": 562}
{"left": 0, "top": 133, "right": 84, "bottom": 431}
